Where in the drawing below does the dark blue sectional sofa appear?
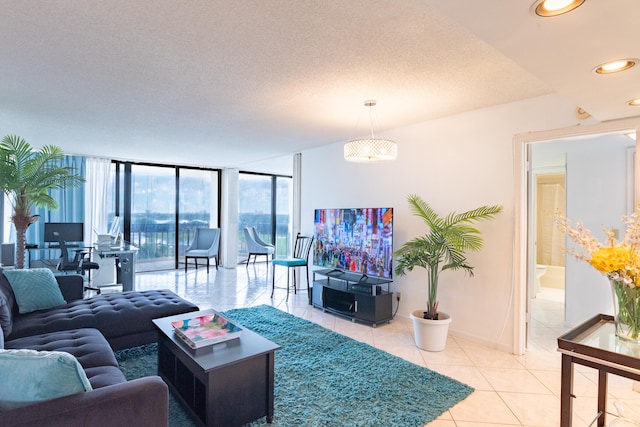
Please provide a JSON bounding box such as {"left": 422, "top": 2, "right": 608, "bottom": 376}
{"left": 0, "top": 269, "right": 198, "bottom": 426}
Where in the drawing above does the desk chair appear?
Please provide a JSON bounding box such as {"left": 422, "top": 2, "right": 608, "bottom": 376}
{"left": 244, "top": 227, "right": 275, "bottom": 266}
{"left": 185, "top": 228, "right": 220, "bottom": 273}
{"left": 271, "top": 233, "right": 314, "bottom": 302}
{"left": 54, "top": 232, "right": 101, "bottom": 294}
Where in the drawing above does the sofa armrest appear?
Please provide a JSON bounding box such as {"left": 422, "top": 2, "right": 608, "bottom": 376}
{"left": 1, "top": 376, "right": 169, "bottom": 427}
{"left": 55, "top": 274, "right": 85, "bottom": 302}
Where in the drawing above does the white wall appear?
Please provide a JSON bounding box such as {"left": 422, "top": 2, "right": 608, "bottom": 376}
{"left": 301, "top": 93, "right": 585, "bottom": 351}
{"left": 564, "top": 137, "right": 633, "bottom": 325}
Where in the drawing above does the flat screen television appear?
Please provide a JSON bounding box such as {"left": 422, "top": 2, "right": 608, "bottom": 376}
{"left": 44, "top": 222, "right": 84, "bottom": 243}
{"left": 313, "top": 207, "right": 393, "bottom": 279}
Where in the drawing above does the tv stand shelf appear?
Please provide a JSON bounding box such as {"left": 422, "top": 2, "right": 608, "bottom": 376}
{"left": 311, "top": 269, "right": 393, "bottom": 327}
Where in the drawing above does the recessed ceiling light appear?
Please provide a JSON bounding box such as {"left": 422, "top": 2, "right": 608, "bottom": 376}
{"left": 532, "top": 0, "right": 585, "bottom": 17}
{"left": 594, "top": 59, "right": 637, "bottom": 74}
{"left": 628, "top": 98, "right": 640, "bottom": 107}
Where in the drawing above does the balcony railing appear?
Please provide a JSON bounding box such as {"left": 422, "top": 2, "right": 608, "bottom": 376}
{"left": 128, "top": 216, "right": 291, "bottom": 269}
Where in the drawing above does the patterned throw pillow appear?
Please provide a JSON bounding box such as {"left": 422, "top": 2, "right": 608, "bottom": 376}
{"left": 3, "top": 269, "right": 67, "bottom": 314}
{"left": 0, "top": 348, "right": 92, "bottom": 409}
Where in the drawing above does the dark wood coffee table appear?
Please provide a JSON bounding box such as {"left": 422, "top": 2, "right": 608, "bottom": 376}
{"left": 153, "top": 309, "right": 281, "bottom": 426}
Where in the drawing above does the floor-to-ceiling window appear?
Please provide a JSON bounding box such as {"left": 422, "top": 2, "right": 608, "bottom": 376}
{"left": 275, "top": 176, "right": 292, "bottom": 257}
{"left": 129, "top": 164, "right": 176, "bottom": 271}
{"left": 112, "top": 161, "right": 220, "bottom": 272}
{"left": 238, "top": 172, "right": 292, "bottom": 263}
{"left": 178, "top": 168, "right": 219, "bottom": 267}
{"left": 238, "top": 174, "right": 272, "bottom": 264}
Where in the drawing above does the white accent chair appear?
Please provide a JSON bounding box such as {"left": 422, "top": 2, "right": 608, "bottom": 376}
{"left": 244, "top": 227, "right": 275, "bottom": 266}
{"left": 184, "top": 228, "right": 220, "bottom": 273}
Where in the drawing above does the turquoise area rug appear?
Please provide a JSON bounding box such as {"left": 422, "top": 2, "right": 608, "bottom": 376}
{"left": 115, "top": 305, "right": 473, "bottom": 427}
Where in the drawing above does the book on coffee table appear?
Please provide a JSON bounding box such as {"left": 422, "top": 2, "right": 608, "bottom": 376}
{"left": 171, "top": 311, "right": 243, "bottom": 349}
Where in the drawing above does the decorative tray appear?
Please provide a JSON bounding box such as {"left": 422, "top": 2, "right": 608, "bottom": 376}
{"left": 171, "top": 311, "right": 243, "bottom": 349}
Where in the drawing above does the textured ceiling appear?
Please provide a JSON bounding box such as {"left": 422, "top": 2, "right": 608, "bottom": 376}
{"left": 0, "top": 1, "right": 637, "bottom": 168}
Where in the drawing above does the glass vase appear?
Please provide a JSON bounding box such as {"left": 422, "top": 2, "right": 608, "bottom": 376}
{"left": 611, "top": 279, "right": 640, "bottom": 343}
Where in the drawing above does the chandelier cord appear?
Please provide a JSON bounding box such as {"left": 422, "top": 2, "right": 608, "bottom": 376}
{"left": 368, "top": 104, "right": 376, "bottom": 139}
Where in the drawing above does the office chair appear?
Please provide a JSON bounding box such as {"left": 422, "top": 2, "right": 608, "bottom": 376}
{"left": 271, "top": 233, "right": 314, "bottom": 302}
{"left": 185, "top": 228, "right": 220, "bottom": 273}
{"left": 54, "top": 231, "right": 101, "bottom": 294}
{"left": 244, "top": 227, "right": 275, "bottom": 266}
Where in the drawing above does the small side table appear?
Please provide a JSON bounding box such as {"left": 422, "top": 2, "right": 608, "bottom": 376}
{"left": 557, "top": 314, "right": 640, "bottom": 426}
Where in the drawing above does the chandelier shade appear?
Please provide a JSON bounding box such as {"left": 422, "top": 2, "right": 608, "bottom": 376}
{"left": 344, "top": 100, "right": 397, "bottom": 163}
{"left": 344, "top": 138, "right": 398, "bottom": 163}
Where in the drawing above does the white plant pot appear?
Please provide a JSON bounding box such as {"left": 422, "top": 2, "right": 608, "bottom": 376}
{"left": 410, "top": 309, "right": 452, "bottom": 352}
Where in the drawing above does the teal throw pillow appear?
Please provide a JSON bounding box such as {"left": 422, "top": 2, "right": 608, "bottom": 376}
{"left": 4, "top": 269, "right": 66, "bottom": 314}
{"left": 0, "top": 348, "right": 92, "bottom": 409}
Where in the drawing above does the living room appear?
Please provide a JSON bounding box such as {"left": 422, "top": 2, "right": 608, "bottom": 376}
{"left": 2, "top": 1, "right": 640, "bottom": 426}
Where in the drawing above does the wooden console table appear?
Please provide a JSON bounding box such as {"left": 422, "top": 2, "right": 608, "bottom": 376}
{"left": 557, "top": 314, "right": 640, "bottom": 426}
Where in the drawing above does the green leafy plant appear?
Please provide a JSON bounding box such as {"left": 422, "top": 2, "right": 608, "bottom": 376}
{"left": 393, "top": 194, "right": 502, "bottom": 319}
{"left": 0, "top": 135, "right": 84, "bottom": 268}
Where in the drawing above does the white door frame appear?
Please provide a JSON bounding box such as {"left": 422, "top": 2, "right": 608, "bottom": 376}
{"left": 512, "top": 118, "right": 640, "bottom": 355}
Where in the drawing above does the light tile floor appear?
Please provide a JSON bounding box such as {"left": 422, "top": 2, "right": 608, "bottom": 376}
{"left": 127, "top": 265, "right": 640, "bottom": 426}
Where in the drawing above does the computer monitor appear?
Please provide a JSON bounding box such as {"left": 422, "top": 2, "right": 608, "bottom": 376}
{"left": 44, "top": 223, "right": 84, "bottom": 243}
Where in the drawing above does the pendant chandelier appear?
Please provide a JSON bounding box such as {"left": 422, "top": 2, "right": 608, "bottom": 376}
{"left": 344, "top": 100, "right": 397, "bottom": 163}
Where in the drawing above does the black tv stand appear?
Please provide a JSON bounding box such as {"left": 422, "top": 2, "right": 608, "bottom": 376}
{"left": 311, "top": 269, "right": 393, "bottom": 327}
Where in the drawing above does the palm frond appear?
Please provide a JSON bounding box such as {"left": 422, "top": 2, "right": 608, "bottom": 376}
{"left": 450, "top": 205, "right": 503, "bottom": 225}
{"left": 407, "top": 194, "right": 446, "bottom": 230}
{"left": 393, "top": 194, "right": 502, "bottom": 311}
{"left": 1, "top": 139, "right": 84, "bottom": 210}
{"left": 442, "top": 226, "right": 484, "bottom": 252}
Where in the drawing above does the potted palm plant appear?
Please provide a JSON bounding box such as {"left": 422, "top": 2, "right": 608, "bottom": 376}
{"left": 0, "top": 135, "right": 84, "bottom": 269}
{"left": 394, "top": 194, "right": 502, "bottom": 351}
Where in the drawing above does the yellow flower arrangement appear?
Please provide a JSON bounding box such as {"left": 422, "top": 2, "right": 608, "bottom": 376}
{"left": 553, "top": 208, "right": 640, "bottom": 287}
{"left": 554, "top": 207, "right": 640, "bottom": 341}
{"left": 590, "top": 246, "right": 640, "bottom": 283}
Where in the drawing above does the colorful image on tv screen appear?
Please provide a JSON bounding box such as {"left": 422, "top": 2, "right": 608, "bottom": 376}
{"left": 313, "top": 207, "right": 393, "bottom": 279}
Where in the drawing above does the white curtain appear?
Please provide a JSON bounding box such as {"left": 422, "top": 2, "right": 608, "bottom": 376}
{"left": 84, "top": 157, "right": 112, "bottom": 246}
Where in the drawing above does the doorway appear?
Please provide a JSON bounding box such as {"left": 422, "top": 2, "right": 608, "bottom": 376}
{"left": 513, "top": 119, "right": 640, "bottom": 354}
{"left": 528, "top": 148, "right": 567, "bottom": 346}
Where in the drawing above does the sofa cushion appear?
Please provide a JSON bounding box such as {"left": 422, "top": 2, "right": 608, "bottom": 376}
{"left": 5, "top": 328, "right": 126, "bottom": 389}
{"left": 4, "top": 269, "right": 66, "bottom": 314}
{"left": 0, "top": 348, "right": 92, "bottom": 409}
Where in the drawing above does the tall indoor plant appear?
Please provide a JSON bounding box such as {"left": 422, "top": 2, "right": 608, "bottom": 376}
{"left": 0, "top": 135, "right": 84, "bottom": 268}
{"left": 394, "top": 194, "right": 502, "bottom": 350}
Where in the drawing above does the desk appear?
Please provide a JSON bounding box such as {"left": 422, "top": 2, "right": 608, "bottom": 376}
{"left": 557, "top": 314, "right": 640, "bottom": 426}
{"left": 93, "top": 243, "right": 138, "bottom": 292}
